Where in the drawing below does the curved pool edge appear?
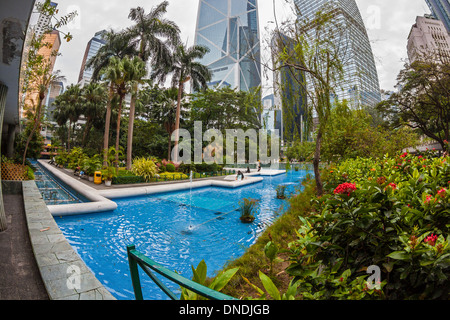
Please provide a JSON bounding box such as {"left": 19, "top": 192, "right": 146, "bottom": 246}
{"left": 22, "top": 180, "right": 116, "bottom": 300}
{"left": 37, "top": 160, "right": 118, "bottom": 216}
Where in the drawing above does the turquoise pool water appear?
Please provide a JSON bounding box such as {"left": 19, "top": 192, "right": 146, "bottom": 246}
{"left": 55, "top": 170, "right": 310, "bottom": 300}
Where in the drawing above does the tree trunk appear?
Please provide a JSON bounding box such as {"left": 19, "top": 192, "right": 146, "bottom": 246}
{"left": 103, "top": 84, "right": 113, "bottom": 166}
{"left": 67, "top": 120, "right": 72, "bottom": 152}
{"left": 82, "top": 118, "right": 92, "bottom": 148}
{"left": 126, "top": 91, "right": 137, "bottom": 171}
{"left": 313, "top": 126, "right": 324, "bottom": 197}
{"left": 167, "top": 131, "right": 172, "bottom": 161}
{"left": 115, "top": 95, "right": 124, "bottom": 168}
{"left": 22, "top": 96, "right": 44, "bottom": 165}
{"left": 172, "top": 82, "right": 184, "bottom": 163}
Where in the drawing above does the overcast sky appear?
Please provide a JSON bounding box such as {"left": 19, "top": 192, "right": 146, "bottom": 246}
{"left": 47, "top": 0, "right": 431, "bottom": 94}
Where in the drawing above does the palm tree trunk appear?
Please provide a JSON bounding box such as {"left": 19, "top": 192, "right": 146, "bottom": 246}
{"left": 126, "top": 90, "right": 137, "bottom": 170}
{"left": 168, "top": 131, "right": 172, "bottom": 161}
{"left": 173, "top": 82, "right": 184, "bottom": 163}
{"left": 103, "top": 84, "right": 113, "bottom": 166}
{"left": 82, "top": 118, "right": 92, "bottom": 148}
{"left": 115, "top": 95, "right": 124, "bottom": 168}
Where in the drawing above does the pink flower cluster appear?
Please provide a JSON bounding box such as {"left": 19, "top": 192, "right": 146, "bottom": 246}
{"left": 437, "top": 188, "right": 447, "bottom": 198}
{"left": 387, "top": 183, "right": 397, "bottom": 190}
{"left": 424, "top": 234, "right": 438, "bottom": 246}
{"left": 334, "top": 183, "right": 357, "bottom": 196}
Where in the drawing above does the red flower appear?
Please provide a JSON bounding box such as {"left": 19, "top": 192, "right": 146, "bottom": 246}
{"left": 424, "top": 195, "right": 433, "bottom": 204}
{"left": 334, "top": 183, "right": 357, "bottom": 196}
{"left": 424, "top": 234, "right": 438, "bottom": 246}
{"left": 387, "top": 183, "right": 397, "bottom": 190}
{"left": 437, "top": 188, "right": 447, "bottom": 198}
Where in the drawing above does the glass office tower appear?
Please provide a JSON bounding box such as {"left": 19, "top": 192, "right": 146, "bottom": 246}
{"left": 293, "top": 0, "right": 381, "bottom": 107}
{"left": 194, "top": 0, "right": 262, "bottom": 92}
{"left": 426, "top": 0, "right": 450, "bottom": 34}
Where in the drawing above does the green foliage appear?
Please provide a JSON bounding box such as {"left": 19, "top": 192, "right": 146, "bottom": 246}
{"left": 82, "top": 155, "right": 102, "bottom": 176}
{"left": 180, "top": 260, "right": 239, "bottom": 300}
{"left": 67, "top": 147, "right": 87, "bottom": 169}
{"left": 165, "top": 163, "right": 175, "bottom": 172}
{"left": 112, "top": 175, "right": 145, "bottom": 185}
{"left": 321, "top": 101, "right": 420, "bottom": 163}
{"left": 239, "top": 198, "right": 258, "bottom": 223}
{"left": 285, "top": 141, "right": 315, "bottom": 162}
{"left": 131, "top": 157, "right": 158, "bottom": 182}
{"left": 286, "top": 153, "right": 450, "bottom": 299}
{"left": 276, "top": 185, "right": 287, "bottom": 199}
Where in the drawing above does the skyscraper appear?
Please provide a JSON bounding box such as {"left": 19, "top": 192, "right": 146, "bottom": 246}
{"left": 407, "top": 15, "right": 450, "bottom": 63}
{"left": 78, "top": 30, "right": 107, "bottom": 85}
{"left": 293, "top": 0, "right": 381, "bottom": 107}
{"left": 194, "top": 0, "right": 261, "bottom": 92}
{"left": 426, "top": 0, "right": 450, "bottom": 34}
{"left": 272, "top": 31, "right": 308, "bottom": 143}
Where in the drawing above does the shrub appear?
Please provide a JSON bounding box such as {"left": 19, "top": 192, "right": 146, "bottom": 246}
{"left": 286, "top": 152, "right": 450, "bottom": 300}
{"left": 131, "top": 157, "right": 158, "bottom": 182}
{"left": 112, "top": 175, "right": 145, "bottom": 185}
{"left": 165, "top": 163, "right": 175, "bottom": 172}
{"left": 158, "top": 172, "right": 188, "bottom": 180}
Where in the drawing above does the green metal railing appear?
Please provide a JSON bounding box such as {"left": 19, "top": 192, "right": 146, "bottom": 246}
{"left": 127, "top": 245, "right": 238, "bottom": 300}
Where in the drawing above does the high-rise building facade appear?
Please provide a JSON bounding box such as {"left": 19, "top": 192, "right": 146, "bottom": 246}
{"left": 407, "top": 15, "right": 450, "bottom": 63}
{"left": 426, "top": 0, "right": 450, "bottom": 34}
{"left": 271, "top": 32, "right": 308, "bottom": 143}
{"left": 78, "top": 30, "right": 107, "bottom": 85}
{"left": 194, "top": 0, "right": 261, "bottom": 92}
{"left": 293, "top": 0, "right": 381, "bottom": 107}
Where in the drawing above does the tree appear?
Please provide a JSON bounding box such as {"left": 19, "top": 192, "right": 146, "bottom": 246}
{"left": 272, "top": 7, "right": 347, "bottom": 196}
{"left": 151, "top": 44, "right": 212, "bottom": 163}
{"left": 377, "top": 53, "right": 450, "bottom": 152}
{"left": 125, "top": 2, "right": 180, "bottom": 169}
{"left": 102, "top": 56, "right": 130, "bottom": 167}
{"left": 81, "top": 82, "right": 107, "bottom": 147}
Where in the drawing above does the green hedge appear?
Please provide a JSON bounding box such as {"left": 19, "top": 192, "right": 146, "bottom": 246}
{"left": 112, "top": 175, "right": 145, "bottom": 185}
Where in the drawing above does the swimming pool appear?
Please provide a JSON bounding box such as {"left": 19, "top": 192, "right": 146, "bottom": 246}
{"left": 55, "top": 170, "right": 310, "bottom": 300}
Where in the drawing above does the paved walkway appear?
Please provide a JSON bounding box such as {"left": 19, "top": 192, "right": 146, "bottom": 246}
{"left": 0, "top": 193, "right": 48, "bottom": 300}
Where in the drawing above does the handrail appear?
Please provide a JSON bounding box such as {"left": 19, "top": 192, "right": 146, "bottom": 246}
{"left": 127, "top": 245, "right": 238, "bottom": 300}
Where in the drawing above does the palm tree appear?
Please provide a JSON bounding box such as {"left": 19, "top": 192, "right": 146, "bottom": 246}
{"left": 125, "top": 2, "right": 180, "bottom": 169}
{"left": 124, "top": 56, "right": 146, "bottom": 170}
{"left": 58, "top": 84, "right": 84, "bottom": 151}
{"left": 22, "top": 69, "right": 66, "bottom": 165}
{"left": 81, "top": 82, "right": 107, "bottom": 147}
{"left": 86, "top": 30, "right": 136, "bottom": 166}
{"left": 151, "top": 44, "right": 212, "bottom": 163}
{"left": 145, "top": 87, "right": 187, "bottom": 160}
{"left": 102, "top": 57, "right": 132, "bottom": 167}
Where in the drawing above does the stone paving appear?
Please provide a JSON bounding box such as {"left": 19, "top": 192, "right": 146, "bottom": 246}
{"left": 21, "top": 181, "right": 115, "bottom": 300}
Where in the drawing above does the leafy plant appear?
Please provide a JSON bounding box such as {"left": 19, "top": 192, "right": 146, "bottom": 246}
{"left": 264, "top": 241, "right": 280, "bottom": 274}
{"left": 238, "top": 198, "right": 258, "bottom": 223}
{"left": 131, "top": 157, "right": 158, "bottom": 182}
{"left": 180, "top": 260, "right": 239, "bottom": 300}
{"left": 82, "top": 155, "right": 102, "bottom": 176}
{"left": 276, "top": 185, "right": 287, "bottom": 199}
{"left": 285, "top": 152, "right": 450, "bottom": 300}
{"left": 165, "top": 163, "right": 175, "bottom": 172}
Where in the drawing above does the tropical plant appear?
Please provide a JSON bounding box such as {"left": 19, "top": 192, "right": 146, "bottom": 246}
{"left": 151, "top": 43, "right": 212, "bottom": 163}
{"left": 82, "top": 155, "right": 102, "bottom": 176}
{"left": 125, "top": 2, "right": 180, "bottom": 168}
{"left": 285, "top": 152, "right": 450, "bottom": 300}
{"left": 276, "top": 185, "right": 287, "bottom": 199}
{"left": 81, "top": 82, "right": 107, "bottom": 147}
{"left": 131, "top": 157, "right": 158, "bottom": 182}
{"left": 180, "top": 260, "right": 239, "bottom": 300}
{"left": 238, "top": 198, "right": 259, "bottom": 223}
